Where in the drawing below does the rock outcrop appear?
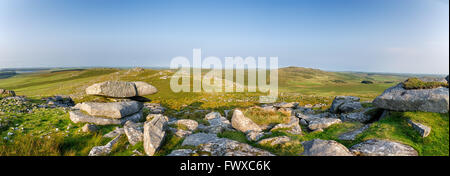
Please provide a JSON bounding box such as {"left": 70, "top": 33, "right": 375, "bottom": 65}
{"left": 69, "top": 110, "right": 143, "bottom": 125}
{"left": 301, "top": 139, "right": 353, "bottom": 156}
{"left": 373, "top": 81, "right": 449, "bottom": 113}
{"left": 0, "top": 89, "right": 15, "bottom": 97}
{"left": 350, "top": 139, "right": 418, "bottom": 156}
{"left": 329, "top": 96, "right": 362, "bottom": 113}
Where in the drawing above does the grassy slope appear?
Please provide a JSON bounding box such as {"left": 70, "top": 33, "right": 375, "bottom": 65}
{"left": 0, "top": 67, "right": 448, "bottom": 156}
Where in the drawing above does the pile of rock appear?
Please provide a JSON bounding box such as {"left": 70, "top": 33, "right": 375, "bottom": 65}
{"left": 0, "top": 89, "right": 15, "bottom": 98}
{"left": 42, "top": 96, "right": 75, "bottom": 108}
{"left": 70, "top": 81, "right": 158, "bottom": 126}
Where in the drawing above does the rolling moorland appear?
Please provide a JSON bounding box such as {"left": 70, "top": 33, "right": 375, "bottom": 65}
{"left": 0, "top": 67, "right": 448, "bottom": 156}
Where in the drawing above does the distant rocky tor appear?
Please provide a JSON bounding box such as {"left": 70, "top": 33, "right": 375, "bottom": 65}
{"left": 373, "top": 76, "right": 449, "bottom": 113}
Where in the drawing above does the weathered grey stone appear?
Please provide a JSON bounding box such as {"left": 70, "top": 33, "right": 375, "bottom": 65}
{"left": 143, "top": 114, "right": 168, "bottom": 156}
{"left": 133, "top": 81, "right": 158, "bottom": 96}
{"left": 174, "top": 119, "right": 198, "bottom": 131}
{"left": 205, "top": 111, "right": 221, "bottom": 120}
{"left": 308, "top": 118, "right": 342, "bottom": 131}
{"left": 167, "top": 149, "right": 195, "bottom": 156}
{"left": 182, "top": 134, "right": 274, "bottom": 156}
{"left": 76, "top": 101, "right": 143, "bottom": 119}
{"left": 69, "top": 110, "right": 143, "bottom": 125}
{"left": 407, "top": 119, "right": 431, "bottom": 137}
{"left": 231, "top": 109, "right": 262, "bottom": 133}
{"left": 103, "top": 127, "right": 124, "bottom": 138}
{"left": 273, "top": 102, "right": 299, "bottom": 108}
{"left": 373, "top": 83, "right": 449, "bottom": 113}
{"left": 82, "top": 124, "right": 98, "bottom": 133}
{"left": 340, "top": 108, "right": 376, "bottom": 123}
{"left": 338, "top": 125, "right": 370, "bottom": 140}
{"left": 182, "top": 133, "right": 218, "bottom": 146}
{"left": 86, "top": 81, "right": 137, "bottom": 98}
{"left": 124, "top": 121, "right": 144, "bottom": 145}
{"left": 350, "top": 139, "right": 418, "bottom": 156}
{"left": 301, "top": 139, "right": 353, "bottom": 156}
{"left": 330, "top": 96, "right": 362, "bottom": 113}
{"left": 270, "top": 116, "right": 302, "bottom": 135}
{"left": 144, "top": 103, "right": 165, "bottom": 114}
{"left": 246, "top": 131, "right": 265, "bottom": 142}
{"left": 300, "top": 119, "right": 308, "bottom": 126}
{"left": 257, "top": 136, "right": 292, "bottom": 146}
{"left": 89, "top": 134, "right": 121, "bottom": 156}
{"left": 146, "top": 113, "right": 166, "bottom": 121}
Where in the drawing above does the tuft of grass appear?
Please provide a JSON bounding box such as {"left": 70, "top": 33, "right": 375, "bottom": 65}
{"left": 402, "top": 78, "right": 448, "bottom": 90}
{"left": 243, "top": 107, "right": 290, "bottom": 126}
{"left": 354, "top": 112, "right": 449, "bottom": 156}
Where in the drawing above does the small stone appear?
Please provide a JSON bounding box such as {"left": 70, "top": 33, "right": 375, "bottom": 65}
{"left": 407, "top": 119, "right": 431, "bottom": 137}
{"left": 82, "top": 124, "right": 98, "bottom": 133}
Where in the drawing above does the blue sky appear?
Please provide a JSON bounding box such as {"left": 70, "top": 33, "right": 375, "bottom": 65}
{"left": 0, "top": 0, "right": 448, "bottom": 74}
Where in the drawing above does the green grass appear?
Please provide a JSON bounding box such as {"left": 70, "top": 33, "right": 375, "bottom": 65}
{"left": 1, "top": 67, "right": 448, "bottom": 156}
{"left": 402, "top": 77, "right": 448, "bottom": 89}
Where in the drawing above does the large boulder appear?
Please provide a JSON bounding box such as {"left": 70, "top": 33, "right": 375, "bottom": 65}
{"left": 124, "top": 121, "right": 144, "bottom": 145}
{"left": 86, "top": 81, "right": 158, "bottom": 98}
{"left": 373, "top": 83, "right": 449, "bottom": 113}
{"left": 350, "top": 139, "right": 418, "bottom": 156}
{"left": 143, "top": 114, "right": 168, "bottom": 156}
{"left": 69, "top": 110, "right": 143, "bottom": 125}
{"left": 231, "top": 110, "right": 262, "bottom": 133}
{"left": 329, "top": 96, "right": 363, "bottom": 113}
{"left": 301, "top": 139, "right": 353, "bottom": 156}
{"left": 76, "top": 101, "right": 143, "bottom": 119}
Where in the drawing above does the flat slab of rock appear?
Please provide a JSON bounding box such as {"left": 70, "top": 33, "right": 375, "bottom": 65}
{"left": 182, "top": 133, "right": 218, "bottom": 146}
{"left": 124, "top": 121, "right": 144, "bottom": 145}
{"left": 231, "top": 109, "right": 262, "bottom": 133}
{"left": 270, "top": 116, "right": 302, "bottom": 135}
{"left": 143, "top": 114, "right": 168, "bottom": 156}
{"left": 308, "top": 118, "right": 342, "bottom": 131}
{"left": 350, "top": 139, "right": 418, "bottom": 156}
{"left": 329, "top": 96, "right": 362, "bottom": 113}
{"left": 338, "top": 125, "right": 370, "bottom": 140}
{"left": 103, "top": 127, "right": 124, "bottom": 138}
{"left": 86, "top": 81, "right": 158, "bottom": 98}
{"left": 301, "top": 139, "right": 353, "bottom": 156}
{"left": 373, "top": 83, "right": 449, "bottom": 113}
{"left": 407, "top": 120, "right": 431, "bottom": 137}
{"left": 76, "top": 101, "right": 143, "bottom": 119}
{"left": 69, "top": 110, "right": 143, "bottom": 125}
{"left": 173, "top": 119, "right": 198, "bottom": 131}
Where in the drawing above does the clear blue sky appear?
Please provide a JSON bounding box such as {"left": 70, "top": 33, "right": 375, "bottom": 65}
{"left": 0, "top": 0, "right": 448, "bottom": 74}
